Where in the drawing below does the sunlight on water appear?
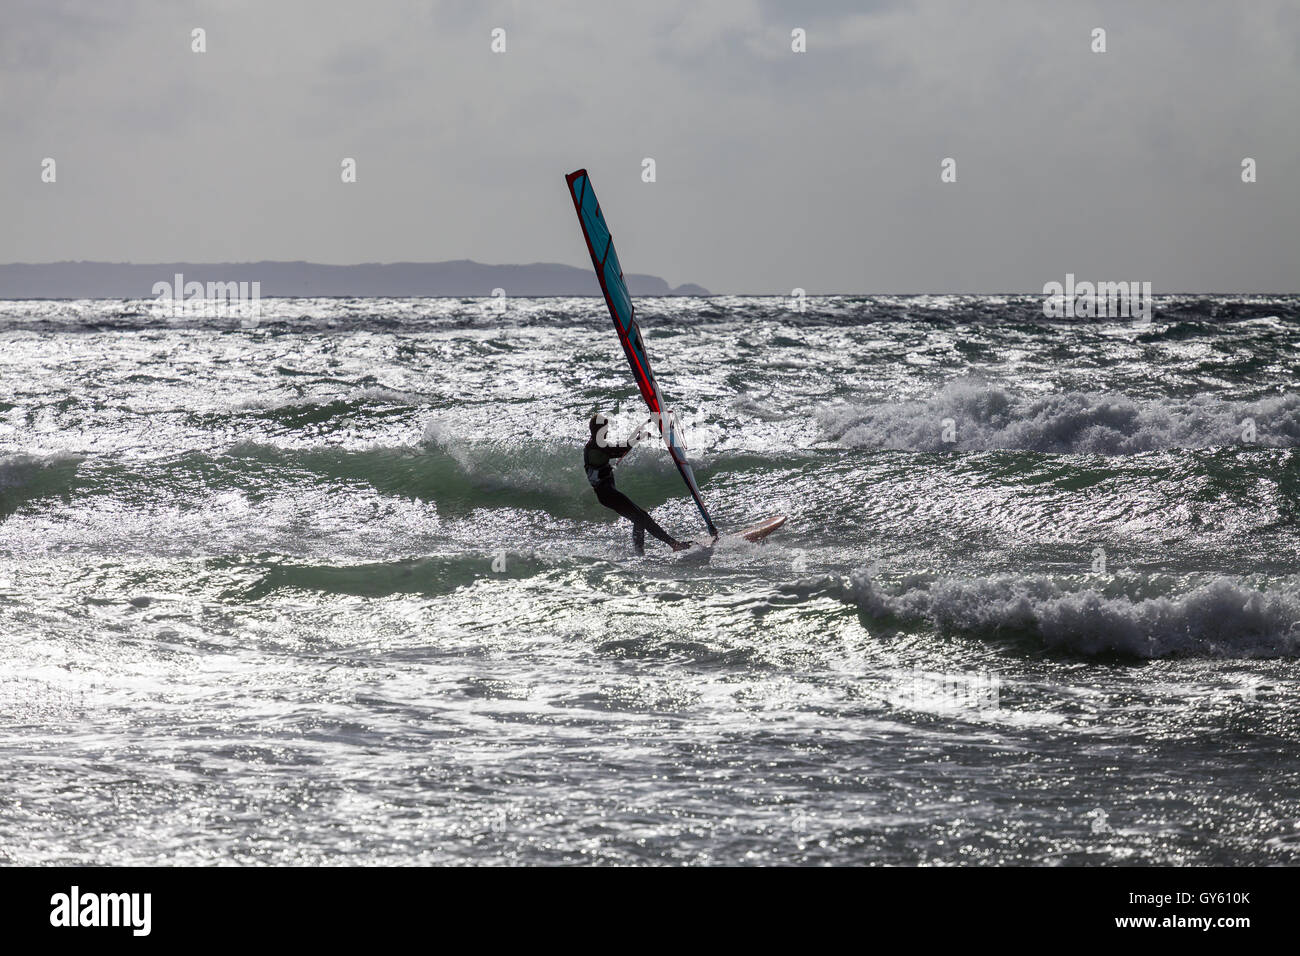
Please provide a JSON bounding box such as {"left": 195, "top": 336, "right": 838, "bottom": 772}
{"left": 1, "top": 295, "right": 1299, "bottom": 864}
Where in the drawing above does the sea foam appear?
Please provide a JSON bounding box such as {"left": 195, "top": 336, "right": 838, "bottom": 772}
{"left": 843, "top": 569, "right": 1300, "bottom": 658}
{"left": 820, "top": 380, "right": 1300, "bottom": 453}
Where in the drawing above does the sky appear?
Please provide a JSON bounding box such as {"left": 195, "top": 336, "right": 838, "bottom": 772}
{"left": 1, "top": 0, "right": 1296, "bottom": 293}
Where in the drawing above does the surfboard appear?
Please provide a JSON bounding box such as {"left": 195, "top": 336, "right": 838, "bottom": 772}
{"left": 733, "top": 514, "right": 787, "bottom": 543}
{"left": 671, "top": 515, "right": 786, "bottom": 559}
{"left": 709, "top": 514, "right": 787, "bottom": 547}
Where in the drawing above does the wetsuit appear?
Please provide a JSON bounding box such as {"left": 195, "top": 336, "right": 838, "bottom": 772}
{"left": 584, "top": 436, "right": 677, "bottom": 554}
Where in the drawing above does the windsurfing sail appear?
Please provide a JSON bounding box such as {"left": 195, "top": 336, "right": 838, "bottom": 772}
{"left": 565, "top": 168, "right": 717, "bottom": 537}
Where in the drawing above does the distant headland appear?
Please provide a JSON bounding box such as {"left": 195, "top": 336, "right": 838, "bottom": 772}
{"left": 0, "top": 260, "right": 710, "bottom": 299}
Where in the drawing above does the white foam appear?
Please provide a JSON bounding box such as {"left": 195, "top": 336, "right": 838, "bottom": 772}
{"left": 844, "top": 570, "right": 1300, "bottom": 658}
{"left": 820, "top": 379, "right": 1300, "bottom": 452}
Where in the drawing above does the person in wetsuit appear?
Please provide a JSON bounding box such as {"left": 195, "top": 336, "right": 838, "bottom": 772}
{"left": 584, "top": 413, "right": 691, "bottom": 554}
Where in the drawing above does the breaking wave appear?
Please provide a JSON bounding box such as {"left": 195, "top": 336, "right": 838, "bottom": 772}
{"left": 840, "top": 569, "right": 1300, "bottom": 659}
{"left": 0, "top": 453, "right": 82, "bottom": 520}
{"left": 819, "top": 380, "right": 1300, "bottom": 453}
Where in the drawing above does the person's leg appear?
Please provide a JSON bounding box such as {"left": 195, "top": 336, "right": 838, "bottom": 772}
{"left": 596, "top": 486, "right": 678, "bottom": 547}
{"left": 632, "top": 523, "right": 645, "bottom": 555}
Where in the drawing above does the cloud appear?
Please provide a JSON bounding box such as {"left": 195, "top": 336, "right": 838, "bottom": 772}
{"left": 0, "top": 0, "right": 1296, "bottom": 292}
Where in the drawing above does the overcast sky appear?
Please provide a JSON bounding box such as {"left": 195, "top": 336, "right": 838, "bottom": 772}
{"left": 2, "top": 0, "right": 1296, "bottom": 292}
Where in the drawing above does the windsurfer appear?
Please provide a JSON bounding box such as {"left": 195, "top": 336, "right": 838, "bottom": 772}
{"left": 584, "top": 413, "right": 692, "bottom": 554}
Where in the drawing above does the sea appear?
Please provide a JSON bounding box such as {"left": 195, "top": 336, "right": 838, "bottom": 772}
{"left": 1, "top": 293, "right": 1297, "bottom": 865}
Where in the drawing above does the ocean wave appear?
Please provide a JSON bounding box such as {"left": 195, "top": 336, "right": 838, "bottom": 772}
{"left": 208, "top": 387, "right": 424, "bottom": 427}
{"left": 230, "top": 553, "right": 550, "bottom": 600}
{"left": 819, "top": 379, "right": 1300, "bottom": 453}
{"left": 3, "top": 430, "right": 790, "bottom": 521}
{"left": 839, "top": 570, "right": 1300, "bottom": 659}
{"left": 0, "top": 453, "right": 82, "bottom": 519}
{"left": 197, "top": 438, "right": 591, "bottom": 517}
